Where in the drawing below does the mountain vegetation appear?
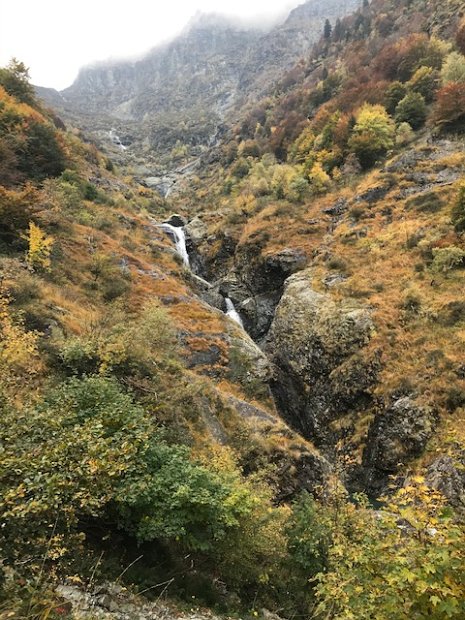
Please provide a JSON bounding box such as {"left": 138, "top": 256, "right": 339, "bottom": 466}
{"left": 2, "top": 0, "right": 465, "bottom": 617}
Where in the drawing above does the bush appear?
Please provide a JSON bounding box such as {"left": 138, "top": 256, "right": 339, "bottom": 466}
{"left": 231, "top": 157, "right": 250, "bottom": 179}
{"left": 315, "top": 484, "right": 465, "bottom": 619}
{"left": 433, "top": 82, "right": 465, "bottom": 127}
{"left": 0, "top": 184, "right": 37, "bottom": 244}
{"left": 451, "top": 182, "right": 465, "bottom": 232}
{"left": 348, "top": 104, "right": 395, "bottom": 168}
{"left": 18, "top": 120, "right": 66, "bottom": 181}
{"left": 0, "top": 376, "right": 288, "bottom": 603}
{"left": 431, "top": 245, "right": 465, "bottom": 272}
{"left": 385, "top": 81, "right": 407, "bottom": 114}
{"left": 309, "top": 162, "right": 331, "bottom": 194}
{"left": 396, "top": 121, "right": 415, "bottom": 145}
{"left": 407, "top": 66, "right": 439, "bottom": 102}
{"left": 56, "top": 301, "right": 178, "bottom": 376}
{"left": 0, "top": 377, "right": 153, "bottom": 562}
{"left": 441, "top": 51, "right": 465, "bottom": 85}
{"left": 395, "top": 92, "right": 427, "bottom": 129}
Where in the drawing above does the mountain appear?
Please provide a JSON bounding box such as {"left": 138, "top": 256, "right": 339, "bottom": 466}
{"left": 43, "top": 0, "right": 359, "bottom": 162}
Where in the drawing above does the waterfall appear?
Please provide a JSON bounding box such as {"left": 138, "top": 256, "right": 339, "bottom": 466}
{"left": 159, "top": 221, "right": 244, "bottom": 328}
{"left": 160, "top": 223, "right": 190, "bottom": 267}
{"left": 109, "top": 128, "right": 127, "bottom": 151}
{"left": 225, "top": 297, "right": 244, "bottom": 328}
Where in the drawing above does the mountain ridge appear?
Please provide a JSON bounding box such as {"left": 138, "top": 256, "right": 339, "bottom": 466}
{"left": 38, "top": 0, "right": 359, "bottom": 165}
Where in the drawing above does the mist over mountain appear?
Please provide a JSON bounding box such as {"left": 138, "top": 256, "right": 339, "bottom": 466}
{"left": 40, "top": 0, "right": 358, "bottom": 163}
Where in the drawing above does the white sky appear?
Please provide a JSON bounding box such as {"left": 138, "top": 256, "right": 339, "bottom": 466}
{"left": 0, "top": 0, "right": 299, "bottom": 90}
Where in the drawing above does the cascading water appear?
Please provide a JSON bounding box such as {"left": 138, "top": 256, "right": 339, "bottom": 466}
{"left": 160, "top": 222, "right": 244, "bottom": 327}
{"left": 160, "top": 223, "right": 190, "bottom": 267}
{"left": 225, "top": 297, "right": 244, "bottom": 327}
{"left": 109, "top": 128, "right": 127, "bottom": 151}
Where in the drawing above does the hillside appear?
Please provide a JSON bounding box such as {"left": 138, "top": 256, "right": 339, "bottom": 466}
{"left": 166, "top": 0, "right": 465, "bottom": 499}
{"left": 3, "top": 0, "right": 465, "bottom": 617}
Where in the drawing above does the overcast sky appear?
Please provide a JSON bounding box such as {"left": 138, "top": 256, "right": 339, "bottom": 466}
{"left": 0, "top": 0, "right": 300, "bottom": 90}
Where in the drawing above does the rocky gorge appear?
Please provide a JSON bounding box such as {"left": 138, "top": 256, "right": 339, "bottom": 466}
{"left": 5, "top": 0, "right": 465, "bottom": 615}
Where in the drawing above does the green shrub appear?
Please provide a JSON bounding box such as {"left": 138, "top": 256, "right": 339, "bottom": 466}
{"left": 385, "top": 81, "right": 407, "bottom": 114}
{"left": 315, "top": 485, "right": 465, "bottom": 619}
{"left": 407, "top": 66, "right": 439, "bottom": 102}
{"left": 431, "top": 245, "right": 465, "bottom": 272}
{"left": 395, "top": 92, "right": 427, "bottom": 129}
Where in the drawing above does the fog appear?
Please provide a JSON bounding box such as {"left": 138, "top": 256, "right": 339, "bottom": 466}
{"left": 0, "top": 0, "right": 300, "bottom": 90}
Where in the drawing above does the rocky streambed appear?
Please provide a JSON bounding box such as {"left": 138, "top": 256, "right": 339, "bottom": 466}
{"left": 160, "top": 213, "right": 444, "bottom": 500}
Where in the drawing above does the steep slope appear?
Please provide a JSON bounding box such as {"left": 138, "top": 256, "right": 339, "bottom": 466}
{"left": 0, "top": 62, "right": 330, "bottom": 618}
{"left": 166, "top": 0, "right": 465, "bottom": 501}
{"left": 5, "top": 0, "right": 465, "bottom": 617}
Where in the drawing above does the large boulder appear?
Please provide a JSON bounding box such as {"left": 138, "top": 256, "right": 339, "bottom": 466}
{"left": 234, "top": 246, "right": 308, "bottom": 340}
{"left": 363, "top": 396, "right": 438, "bottom": 497}
{"left": 266, "top": 269, "right": 378, "bottom": 454}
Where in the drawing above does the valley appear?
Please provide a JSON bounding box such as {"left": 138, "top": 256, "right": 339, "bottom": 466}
{"left": 1, "top": 0, "right": 465, "bottom": 617}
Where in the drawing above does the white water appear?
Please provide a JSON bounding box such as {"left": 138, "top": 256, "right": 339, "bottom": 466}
{"left": 160, "top": 223, "right": 190, "bottom": 267}
{"left": 109, "top": 128, "right": 127, "bottom": 151}
{"left": 225, "top": 297, "right": 244, "bottom": 328}
{"left": 159, "top": 222, "right": 244, "bottom": 328}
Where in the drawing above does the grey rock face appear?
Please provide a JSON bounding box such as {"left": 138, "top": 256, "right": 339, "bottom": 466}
{"left": 266, "top": 269, "right": 378, "bottom": 452}
{"left": 363, "top": 396, "right": 438, "bottom": 497}
{"left": 165, "top": 213, "right": 186, "bottom": 227}
{"left": 56, "top": 1, "right": 359, "bottom": 159}
{"left": 426, "top": 453, "right": 465, "bottom": 511}
{"left": 235, "top": 246, "right": 308, "bottom": 340}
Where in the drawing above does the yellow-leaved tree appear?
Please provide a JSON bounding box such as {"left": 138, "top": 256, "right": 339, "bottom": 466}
{"left": 25, "top": 222, "right": 54, "bottom": 271}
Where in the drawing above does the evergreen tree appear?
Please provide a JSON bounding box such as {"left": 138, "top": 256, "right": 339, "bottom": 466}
{"left": 324, "top": 19, "right": 332, "bottom": 39}
{"left": 333, "top": 18, "right": 343, "bottom": 41}
{"left": 0, "top": 58, "right": 35, "bottom": 106}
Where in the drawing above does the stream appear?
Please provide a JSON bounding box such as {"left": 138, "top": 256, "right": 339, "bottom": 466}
{"left": 160, "top": 222, "right": 244, "bottom": 327}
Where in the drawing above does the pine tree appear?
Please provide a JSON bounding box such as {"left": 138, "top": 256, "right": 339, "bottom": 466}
{"left": 324, "top": 19, "right": 332, "bottom": 39}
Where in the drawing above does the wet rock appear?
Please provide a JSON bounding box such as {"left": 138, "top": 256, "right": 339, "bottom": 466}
{"left": 273, "top": 448, "right": 332, "bottom": 502}
{"left": 235, "top": 246, "right": 308, "bottom": 340}
{"left": 204, "top": 231, "right": 238, "bottom": 279}
{"left": 165, "top": 213, "right": 186, "bottom": 227}
{"left": 266, "top": 269, "right": 377, "bottom": 453}
{"left": 183, "top": 271, "right": 224, "bottom": 309}
{"left": 363, "top": 396, "right": 438, "bottom": 497}
{"left": 239, "top": 294, "right": 280, "bottom": 341}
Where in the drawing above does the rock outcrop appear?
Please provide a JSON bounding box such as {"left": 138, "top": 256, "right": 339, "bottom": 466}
{"left": 426, "top": 452, "right": 465, "bottom": 511}
{"left": 363, "top": 396, "right": 438, "bottom": 497}
{"left": 266, "top": 269, "right": 379, "bottom": 456}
